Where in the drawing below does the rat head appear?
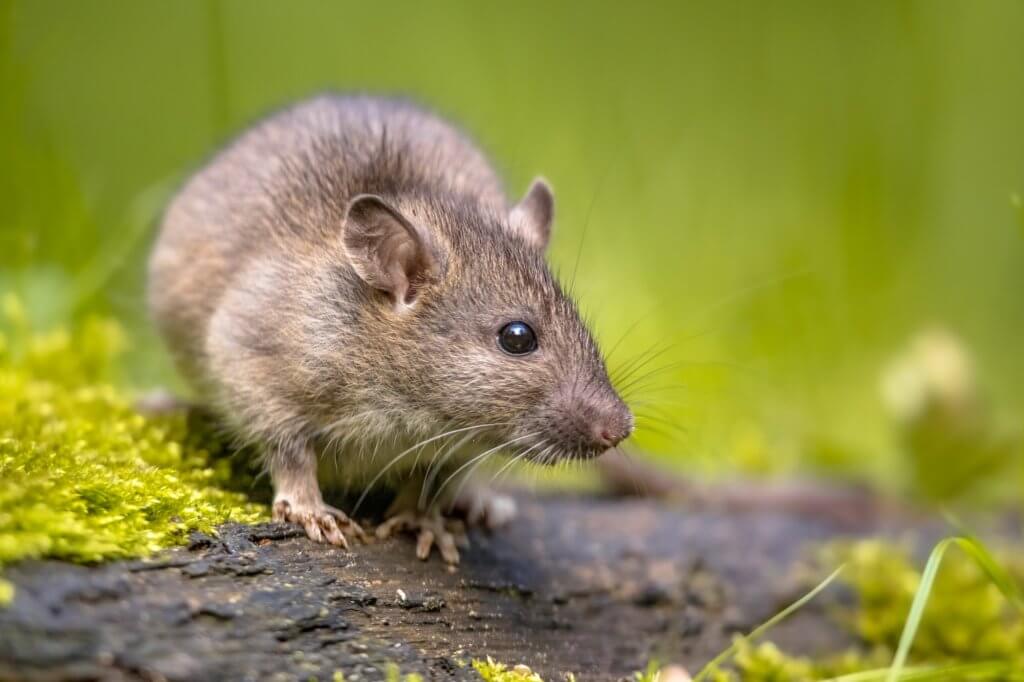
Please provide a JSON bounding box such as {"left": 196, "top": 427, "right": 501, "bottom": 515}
{"left": 339, "top": 179, "right": 633, "bottom": 462}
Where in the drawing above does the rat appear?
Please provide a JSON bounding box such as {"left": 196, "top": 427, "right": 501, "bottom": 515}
{"left": 148, "top": 94, "right": 633, "bottom": 563}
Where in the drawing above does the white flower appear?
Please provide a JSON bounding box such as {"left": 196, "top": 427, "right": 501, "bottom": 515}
{"left": 880, "top": 328, "right": 975, "bottom": 423}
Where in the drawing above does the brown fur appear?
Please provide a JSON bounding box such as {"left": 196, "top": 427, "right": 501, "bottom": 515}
{"left": 148, "top": 95, "right": 632, "bottom": 551}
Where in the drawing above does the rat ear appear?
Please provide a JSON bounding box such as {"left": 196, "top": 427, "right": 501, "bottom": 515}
{"left": 509, "top": 177, "right": 554, "bottom": 250}
{"left": 342, "top": 194, "right": 440, "bottom": 309}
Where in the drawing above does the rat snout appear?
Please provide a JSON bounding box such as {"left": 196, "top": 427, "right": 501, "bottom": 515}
{"left": 549, "top": 384, "right": 634, "bottom": 457}
{"left": 586, "top": 398, "right": 634, "bottom": 450}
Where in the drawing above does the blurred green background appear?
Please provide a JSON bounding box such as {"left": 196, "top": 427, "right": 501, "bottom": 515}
{"left": 3, "top": 0, "right": 1023, "bottom": 501}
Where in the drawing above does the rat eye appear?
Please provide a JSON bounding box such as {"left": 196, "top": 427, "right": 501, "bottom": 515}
{"left": 497, "top": 321, "right": 537, "bottom": 355}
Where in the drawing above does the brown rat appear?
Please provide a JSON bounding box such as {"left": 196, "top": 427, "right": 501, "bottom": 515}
{"left": 148, "top": 94, "right": 633, "bottom": 562}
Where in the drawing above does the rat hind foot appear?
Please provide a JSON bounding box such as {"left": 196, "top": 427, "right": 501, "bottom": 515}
{"left": 376, "top": 510, "right": 467, "bottom": 564}
{"left": 273, "top": 499, "right": 367, "bottom": 549}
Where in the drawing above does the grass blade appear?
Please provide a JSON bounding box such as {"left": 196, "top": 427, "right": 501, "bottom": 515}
{"left": 692, "top": 565, "right": 844, "bottom": 681}
{"left": 885, "top": 537, "right": 955, "bottom": 682}
{"left": 825, "top": 660, "right": 1012, "bottom": 682}
{"left": 949, "top": 536, "right": 1024, "bottom": 613}
{"left": 885, "top": 535, "right": 1024, "bottom": 682}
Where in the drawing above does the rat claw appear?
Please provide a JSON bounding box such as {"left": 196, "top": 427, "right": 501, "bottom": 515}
{"left": 377, "top": 510, "right": 464, "bottom": 564}
{"left": 303, "top": 517, "right": 325, "bottom": 543}
{"left": 273, "top": 498, "right": 361, "bottom": 549}
{"left": 320, "top": 515, "right": 348, "bottom": 549}
{"left": 416, "top": 528, "right": 435, "bottom": 560}
{"left": 324, "top": 503, "right": 366, "bottom": 542}
{"left": 376, "top": 512, "right": 412, "bottom": 539}
{"left": 437, "top": 529, "right": 460, "bottom": 564}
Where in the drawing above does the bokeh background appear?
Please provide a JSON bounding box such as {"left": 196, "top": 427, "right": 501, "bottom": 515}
{"left": 3, "top": 0, "right": 1023, "bottom": 503}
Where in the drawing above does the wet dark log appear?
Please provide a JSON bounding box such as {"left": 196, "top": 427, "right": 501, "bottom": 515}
{"left": 0, "top": 493, "right": 914, "bottom": 682}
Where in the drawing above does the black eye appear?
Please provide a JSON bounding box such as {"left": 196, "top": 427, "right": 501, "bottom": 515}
{"left": 497, "top": 321, "right": 537, "bottom": 355}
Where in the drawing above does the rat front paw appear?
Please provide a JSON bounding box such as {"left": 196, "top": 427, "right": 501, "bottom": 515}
{"left": 272, "top": 499, "right": 366, "bottom": 549}
{"left": 375, "top": 510, "right": 467, "bottom": 564}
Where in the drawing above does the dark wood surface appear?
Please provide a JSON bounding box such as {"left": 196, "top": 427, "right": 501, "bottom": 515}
{"left": 0, "top": 493, "right": 921, "bottom": 682}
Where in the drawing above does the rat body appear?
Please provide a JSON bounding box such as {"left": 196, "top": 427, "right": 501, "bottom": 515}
{"left": 149, "top": 95, "right": 632, "bottom": 562}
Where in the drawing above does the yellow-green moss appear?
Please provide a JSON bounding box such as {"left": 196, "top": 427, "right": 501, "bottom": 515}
{"left": 382, "top": 662, "right": 424, "bottom": 682}
{"left": 706, "top": 540, "right": 1024, "bottom": 681}
{"left": 0, "top": 300, "right": 265, "bottom": 583}
{"left": 698, "top": 640, "right": 879, "bottom": 682}
{"left": 472, "top": 657, "right": 544, "bottom": 682}
{"left": 823, "top": 539, "right": 1024, "bottom": 664}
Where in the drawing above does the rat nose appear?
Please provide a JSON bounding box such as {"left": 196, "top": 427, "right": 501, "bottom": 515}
{"left": 555, "top": 381, "right": 634, "bottom": 456}
{"left": 588, "top": 405, "right": 633, "bottom": 449}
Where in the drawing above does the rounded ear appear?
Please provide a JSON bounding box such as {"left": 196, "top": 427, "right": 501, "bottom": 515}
{"left": 509, "top": 177, "right": 554, "bottom": 250}
{"left": 342, "top": 194, "right": 441, "bottom": 309}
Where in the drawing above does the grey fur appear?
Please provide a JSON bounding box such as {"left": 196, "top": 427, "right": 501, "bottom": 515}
{"left": 148, "top": 94, "right": 631, "bottom": 552}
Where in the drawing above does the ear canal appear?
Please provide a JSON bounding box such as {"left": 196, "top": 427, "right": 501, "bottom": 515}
{"left": 509, "top": 177, "right": 554, "bottom": 250}
{"left": 342, "top": 194, "right": 440, "bottom": 308}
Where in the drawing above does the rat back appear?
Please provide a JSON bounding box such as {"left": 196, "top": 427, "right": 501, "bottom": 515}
{"left": 148, "top": 95, "right": 508, "bottom": 391}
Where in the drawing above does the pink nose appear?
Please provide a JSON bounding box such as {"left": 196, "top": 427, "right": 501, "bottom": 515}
{"left": 590, "top": 420, "right": 631, "bottom": 449}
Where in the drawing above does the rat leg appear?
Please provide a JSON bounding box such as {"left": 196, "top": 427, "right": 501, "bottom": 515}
{"left": 271, "top": 442, "right": 366, "bottom": 548}
{"left": 375, "top": 508, "right": 466, "bottom": 564}
{"left": 375, "top": 471, "right": 517, "bottom": 564}
{"left": 375, "top": 476, "right": 468, "bottom": 564}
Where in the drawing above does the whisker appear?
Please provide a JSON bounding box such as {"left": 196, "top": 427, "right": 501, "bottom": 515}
{"left": 616, "top": 446, "right": 652, "bottom": 496}
{"left": 351, "top": 422, "right": 506, "bottom": 515}
{"left": 633, "top": 412, "right": 688, "bottom": 437}
{"left": 428, "top": 432, "right": 538, "bottom": 510}
{"left": 447, "top": 442, "right": 516, "bottom": 513}
{"left": 611, "top": 341, "right": 676, "bottom": 387}
{"left": 411, "top": 419, "right": 456, "bottom": 472}
{"left": 488, "top": 439, "right": 547, "bottom": 487}
{"left": 568, "top": 157, "right": 614, "bottom": 294}
{"left": 632, "top": 422, "right": 676, "bottom": 440}
{"left": 602, "top": 315, "right": 651, "bottom": 365}
{"left": 418, "top": 430, "right": 479, "bottom": 511}
{"left": 615, "top": 358, "right": 697, "bottom": 395}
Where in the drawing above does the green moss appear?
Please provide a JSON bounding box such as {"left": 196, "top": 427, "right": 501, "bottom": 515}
{"left": 472, "top": 657, "right": 544, "bottom": 682}
{"left": 699, "top": 538, "right": 1024, "bottom": 681}
{"left": 823, "top": 539, "right": 1024, "bottom": 664}
{"left": 632, "top": 660, "right": 661, "bottom": 682}
{"left": 0, "top": 299, "right": 265, "bottom": 587}
{"left": 382, "top": 662, "right": 424, "bottom": 682}
{"left": 699, "top": 640, "right": 878, "bottom": 682}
